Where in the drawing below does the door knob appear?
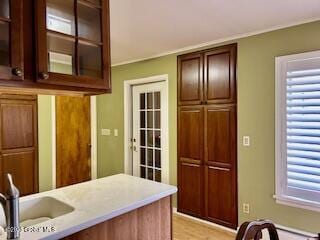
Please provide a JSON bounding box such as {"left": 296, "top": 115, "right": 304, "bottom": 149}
{"left": 12, "top": 67, "right": 23, "bottom": 77}
{"left": 39, "top": 72, "right": 49, "bottom": 80}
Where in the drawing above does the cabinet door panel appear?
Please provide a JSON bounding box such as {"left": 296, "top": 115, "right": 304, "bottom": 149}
{"left": 178, "top": 54, "right": 203, "bottom": 105}
{"left": 35, "top": 0, "right": 111, "bottom": 90}
{"left": 205, "top": 166, "right": 237, "bottom": 228}
{"left": 205, "top": 105, "right": 236, "bottom": 166}
{"left": 204, "top": 44, "right": 236, "bottom": 104}
{"left": 0, "top": 151, "right": 36, "bottom": 196}
{"left": 178, "top": 106, "right": 204, "bottom": 162}
{"left": 1, "top": 101, "right": 36, "bottom": 149}
{"left": 0, "top": 0, "right": 23, "bottom": 81}
{"left": 178, "top": 163, "right": 203, "bottom": 217}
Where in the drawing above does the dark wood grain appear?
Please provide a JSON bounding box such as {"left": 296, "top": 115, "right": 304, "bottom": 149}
{"left": 178, "top": 53, "right": 203, "bottom": 105}
{"left": 178, "top": 106, "right": 204, "bottom": 162}
{"left": 204, "top": 44, "right": 237, "bottom": 104}
{"left": 177, "top": 106, "right": 204, "bottom": 217}
{"left": 63, "top": 196, "right": 172, "bottom": 240}
{"left": 0, "top": 0, "right": 24, "bottom": 81}
{"left": 56, "top": 96, "right": 91, "bottom": 188}
{"left": 34, "top": 0, "right": 111, "bottom": 90}
{"left": 177, "top": 44, "right": 238, "bottom": 229}
{"left": 1, "top": 151, "right": 36, "bottom": 196}
{"left": 0, "top": 95, "right": 38, "bottom": 196}
{"left": 1, "top": 102, "right": 35, "bottom": 149}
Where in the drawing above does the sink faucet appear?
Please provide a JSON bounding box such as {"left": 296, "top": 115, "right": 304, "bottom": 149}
{"left": 0, "top": 174, "right": 20, "bottom": 239}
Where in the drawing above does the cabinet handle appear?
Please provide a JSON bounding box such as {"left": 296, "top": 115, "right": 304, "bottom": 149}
{"left": 12, "top": 68, "right": 23, "bottom": 77}
{"left": 39, "top": 72, "right": 49, "bottom": 80}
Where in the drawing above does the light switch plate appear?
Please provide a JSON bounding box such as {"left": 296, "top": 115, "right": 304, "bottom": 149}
{"left": 101, "top": 129, "right": 111, "bottom": 136}
{"left": 114, "top": 129, "right": 118, "bottom": 137}
{"left": 243, "top": 136, "right": 250, "bottom": 146}
{"left": 243, "top": 203, "right": 250, "bottom": 214}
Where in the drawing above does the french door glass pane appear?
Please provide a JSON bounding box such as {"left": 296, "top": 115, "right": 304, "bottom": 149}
{"left": 140, "top": 130, "right": 145, "bottom": 146}
{"left": 147, "top": 149, "right": 153, "bottom": 167}
{"left": 0, "top": 22, "right": 10, "bottom": 66}
{"left": 138, "top": 90, "right": 162, "bottom": 182}
{"left": 47, "top": 0, "right": 75, "bottom": 35}
{"left": 140, "top": 167, "right": 146, "bottom": 178}
{"left": 0, "top": 0, "right": 9, "bottom": 19}
{"left": 147, "top": 93, "right": 153, "bottom": 109}
{"left": 140, "top": 111, "right": 145, "bottom": 128}
{"left": 154, "top": 92, "right": 160, "bottom": 109}
{"left": 140, "top": 148, "right": 145, "bottom": 165}
{"left": 47, "top": 34, "right": 75, "bottom": 75}
{"left": 147, "top": 111, "right": 153, "bottom": 128}
{"left": 140, "top": 94, "right": 145, "bottom": 109}
{"left": 155, "top": 170, "right": 161, "bottom": 182}
{"left": 155, "top": 150, "right": 161, "bottom": 168}
{"left": 78, "top": 3, "right": 101, "bottom": 42}
{"left": 78, "top": 43, "right": 102, "bottom": 78}
{"left": 147, "top": 168, "right": 153, "bottom": 180}
{"left": 155, "top": 111, "right": 160, "bottom": 129}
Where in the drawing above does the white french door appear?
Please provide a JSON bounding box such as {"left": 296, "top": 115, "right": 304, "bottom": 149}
{"left": 132, "top": 81, "right": 168, "bottom": 183}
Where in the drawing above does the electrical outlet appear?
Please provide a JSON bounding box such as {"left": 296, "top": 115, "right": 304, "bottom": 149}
{"left": 243, "top": 203, "right": 250, "bottom": 214}
{"left": 101, "top": 129, "right": 111, "bottom": 136}
{"left": 114, "top": 129, "right": 118, "bottom": 137}
{"left": 243, "top": 136, "right": 250, "bottom": 146}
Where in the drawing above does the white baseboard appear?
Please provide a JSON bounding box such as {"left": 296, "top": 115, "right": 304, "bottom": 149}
{"left": 172, "top": 208, "right": 317, "bottom": 240}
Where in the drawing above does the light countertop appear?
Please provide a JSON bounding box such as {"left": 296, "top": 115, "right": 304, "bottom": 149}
{"left": 6, "top": 174, "right": 177, "bottom": 240}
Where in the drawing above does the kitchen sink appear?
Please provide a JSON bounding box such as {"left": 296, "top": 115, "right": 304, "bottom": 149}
{"left": 0, "top": 196, "right": 74, "bottom": 227}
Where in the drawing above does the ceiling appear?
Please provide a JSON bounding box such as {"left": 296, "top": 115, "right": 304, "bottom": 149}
{"left": 110, "top": 0, "right": 320, "bottom": 65}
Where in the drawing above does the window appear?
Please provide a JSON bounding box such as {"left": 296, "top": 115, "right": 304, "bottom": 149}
{"left": 275, "top": 50, "right": 320, "bottom": 211}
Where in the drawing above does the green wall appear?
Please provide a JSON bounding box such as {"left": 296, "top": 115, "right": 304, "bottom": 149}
{"left": 97, "top": 21, "right": 320, "bottom": 232}
{"left": 38, "top": 95, "right": 53, "bottom": 192}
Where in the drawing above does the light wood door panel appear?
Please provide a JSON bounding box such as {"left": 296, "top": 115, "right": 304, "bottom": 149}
{"left": 63, "top": 197, "right": 171, "bottom": 240}
{"left": 178, "top": 106, "right": 204, "bottom": 163}
{"left": 56, "top": 96, "right": 91, "bottom": 188}
{"left": 204, "top": 44, "right": 236, "bottom": 104}
{"left": 178, "top": 53, "right": 203, "bottom": 105}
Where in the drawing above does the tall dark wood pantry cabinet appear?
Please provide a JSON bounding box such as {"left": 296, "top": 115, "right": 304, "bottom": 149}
{"left": 177, "top": 44, "right": 238, "bottom": 229}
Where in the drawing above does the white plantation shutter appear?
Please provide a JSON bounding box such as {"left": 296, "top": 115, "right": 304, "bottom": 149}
{"left": 276, "top": 51, "right": 320, "bottom": 208}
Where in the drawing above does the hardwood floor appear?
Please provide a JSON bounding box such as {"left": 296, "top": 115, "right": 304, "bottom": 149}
{"left": 173, "top": 214, "right": 235, "bottom": 240}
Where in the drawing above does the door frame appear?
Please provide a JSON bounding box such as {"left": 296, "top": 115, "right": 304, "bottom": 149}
{"left": 51, "top": 96, "right": 98, "bottom": 189}
{"left": 124, "top": 74, "right": 169, "bottom": 183}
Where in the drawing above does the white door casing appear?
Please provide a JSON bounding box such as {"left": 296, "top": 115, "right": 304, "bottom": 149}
{"left": 124, "top": 75, "right": 169, "bottom": 184}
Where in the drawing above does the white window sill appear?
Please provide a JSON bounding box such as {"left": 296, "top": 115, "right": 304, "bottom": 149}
{"left": 274, "top": 194, "right": 320, "bottom": 213}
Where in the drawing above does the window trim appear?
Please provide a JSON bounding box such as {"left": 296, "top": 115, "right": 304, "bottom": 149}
{"left": 275, "top": 50, "right": 320, "bottom": 212}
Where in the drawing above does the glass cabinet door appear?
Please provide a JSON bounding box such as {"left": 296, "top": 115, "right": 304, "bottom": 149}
{"left": 0, "top": 0, "right": 24, "bottom": 80}
{"left": 35, "top": 0, "right": 110, "bottom": 90}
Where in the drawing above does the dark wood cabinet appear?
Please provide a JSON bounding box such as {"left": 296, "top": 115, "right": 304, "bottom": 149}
{"left": 204, "top": 105, "right": 237, "bottom": 228}
{"left": 0, "top": 0, "right": 111, "bottom": 95}
{"left": 35, "top": 0, "right": 111, "bottom": 90}
{"left": 0, "top": 95, "right": 38, "bottom": 196}
{"left": 178, "top": 106, "right": 204, "bottom": 217}
{"left": 178, "top": 44, "right": 236, "bottom": 105}
{"left": 177, "top": 44, "right": 238, "bottom": 229}
{"left": 0, "top": 0, "right": 24, "bottom": 81}
{"left": 178, "top": 53, "right": 203, "bottom": 105}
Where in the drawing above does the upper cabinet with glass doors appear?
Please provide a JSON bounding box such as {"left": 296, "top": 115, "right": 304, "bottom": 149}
{"left": 0, "top": 0, "right": 24, "bottom": 81}
{"left": 35, "top": 0, "right": 111, "bottom": 90}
